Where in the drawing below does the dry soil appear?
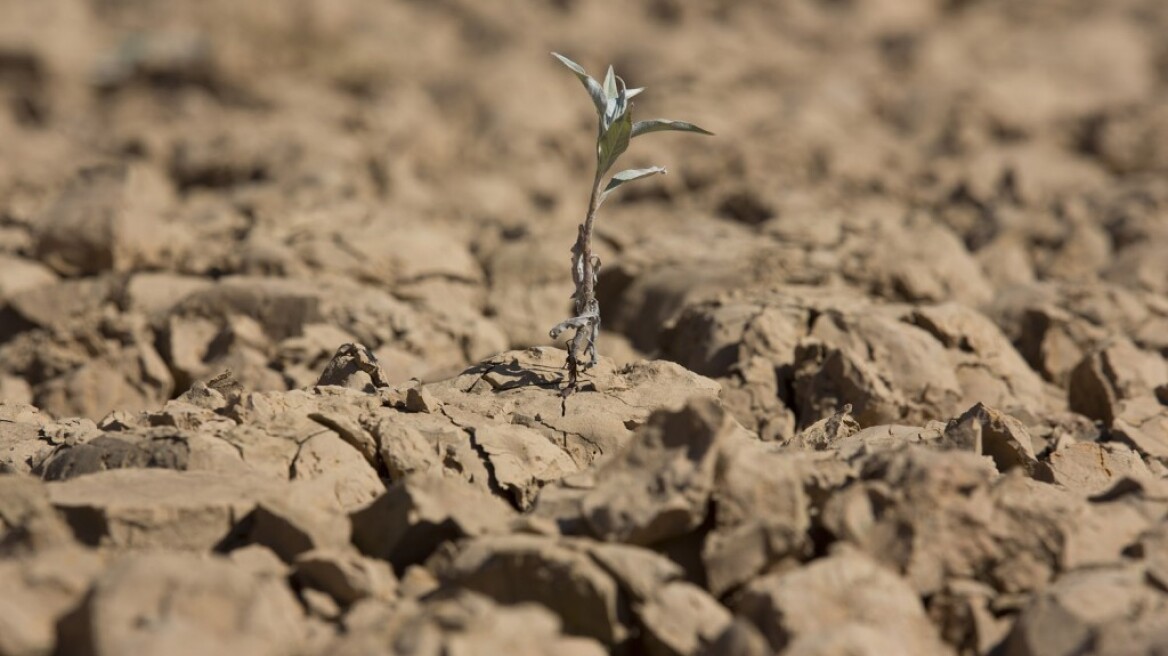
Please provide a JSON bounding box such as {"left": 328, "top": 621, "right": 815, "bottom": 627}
{"left": 2, "top": 1, "right": 1168, "bottom": 655}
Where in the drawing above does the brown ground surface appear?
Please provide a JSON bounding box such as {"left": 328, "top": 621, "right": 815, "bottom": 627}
{"left": 2, "top": 1, "right": 1168, "bottom": 654}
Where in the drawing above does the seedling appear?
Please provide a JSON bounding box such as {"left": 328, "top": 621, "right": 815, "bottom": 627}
{"left": 548, "top": 53, "right": 712, "bottom": 401}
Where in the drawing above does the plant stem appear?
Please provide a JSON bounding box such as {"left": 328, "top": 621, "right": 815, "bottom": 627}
{"left": 563, "top": 170, "right": 605, "bottom": 392}
{"left": 576, "top": 170, "right": 604, "bottom": 316}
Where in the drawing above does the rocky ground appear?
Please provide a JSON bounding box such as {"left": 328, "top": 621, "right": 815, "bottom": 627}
{"left": 2, "top": 0, "right": 1168, "bottom": 654}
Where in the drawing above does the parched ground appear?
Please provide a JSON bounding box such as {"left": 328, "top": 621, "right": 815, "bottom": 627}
{"left": 2, "top": 1, "right": 1168, "bottom": 655}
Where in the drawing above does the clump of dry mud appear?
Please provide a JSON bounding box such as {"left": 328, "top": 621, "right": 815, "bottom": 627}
{"left": 2, "top": 0, "right": 1168, "bottom": 654}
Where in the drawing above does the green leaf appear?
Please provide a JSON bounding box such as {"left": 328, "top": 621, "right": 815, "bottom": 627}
{"left": 596, "top": 86, "right": 633, "bottom": 174}
{"left": 602, "top": 97, "right": 619, "bottom": 131}
{"left": 602, "top": 76, "right": 631, "bottom": 132}
{"left": 602, "top": 166, "right": 666, "bottom": 200}
{"left": 631, "top": 118, "right": 714, "bottom": 138}
{"left": 603, "top": 65, "right": 618, "bottom": 100}
{"left": 551, "top": 52, "right": 605, "bottom": 114}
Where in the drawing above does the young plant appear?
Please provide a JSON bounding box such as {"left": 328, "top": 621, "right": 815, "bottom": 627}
{"left": 548, "top": 53, "right": 712, "bottom": 401}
